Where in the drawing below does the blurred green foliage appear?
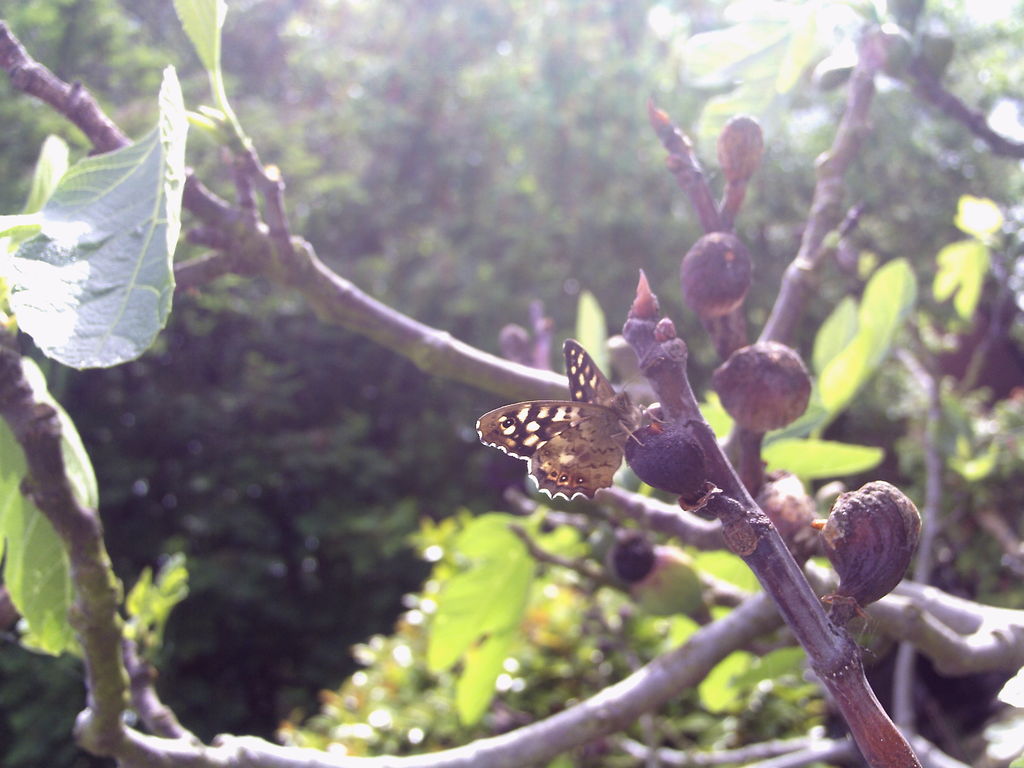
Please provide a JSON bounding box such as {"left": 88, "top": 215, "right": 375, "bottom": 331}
{"left": 1, "top": 0, "right": 1023, "bottom": 766}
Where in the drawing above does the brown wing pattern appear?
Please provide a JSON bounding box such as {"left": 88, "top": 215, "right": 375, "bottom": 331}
{"left": 476, "top": 339, "right": 642, "bottom": 499}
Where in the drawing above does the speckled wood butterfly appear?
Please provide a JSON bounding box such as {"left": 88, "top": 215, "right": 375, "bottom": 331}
{"left": 477, "top": 339, "right": 642, "bottom": 499}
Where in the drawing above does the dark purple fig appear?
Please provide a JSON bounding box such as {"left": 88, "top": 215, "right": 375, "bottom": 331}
{"left": 680, "top": 233, "right": 752, "bottom": 319}
{"left": 624, "top": 421, "right": 706, "bottom": 501}
{"left": 609, "top": 532, "right": 704, "bottom": 617}
{"left": 712, "top": 342, "right": 811, "bottom": 432}
{"left": 818, "top": 481, "right": 921, "bottom": 608}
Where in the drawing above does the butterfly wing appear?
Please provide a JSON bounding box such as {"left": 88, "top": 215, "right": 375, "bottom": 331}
{"left": 564, "top": 339, "right": 617, "bottom": 405}
{"left": 477, "top": 340, "right": 641, "bottom": 499}
{"left": 476, "top": 401, "right": 584, "bottom": 460}
{"left": 476, "top": 400, "right": 625, "bottom": 499}
{"left": 530, "top": 406, "right": 627, "bottom": 499}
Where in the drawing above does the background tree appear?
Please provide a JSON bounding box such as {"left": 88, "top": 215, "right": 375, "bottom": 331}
{"left": 1, "top": 1, "right": 1023, "bottom": 767}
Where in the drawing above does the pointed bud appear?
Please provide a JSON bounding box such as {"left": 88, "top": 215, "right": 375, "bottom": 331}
{"left": 630, "top": 269, "right": 660, "bottom": 320}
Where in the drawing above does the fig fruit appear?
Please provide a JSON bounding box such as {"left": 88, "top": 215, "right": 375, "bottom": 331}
{"left": 717, "top": 115, "right": 764, "bottom": 185}
{"left": 757, "top": 471, "right": 817, "bottom": 560}
{"left": 624, "top": 421, "right": 706, "bottom": 501}
{"left": 609, "top": 532, "right": 704, "bottom": 617}
{"left": 818, "top": 481, "right": 921, "bottom": 609}
{"left": 712, "top": 342, "right": 811, "bottom": 432}
{"left": 680, "top": 232, "right": 752, "bottom": 319}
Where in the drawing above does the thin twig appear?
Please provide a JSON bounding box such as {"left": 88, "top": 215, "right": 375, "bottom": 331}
{"left": 758, "top": 31, "right": 882, "bottom": 345}
{"left": 617, "top": 734, "right": 854, "bottom": 767}
{"left": 892, "top": 346, "right": 943, "bottom": 729}
{"left": 507, "top": 524, "right": 614, "bottom": 587}
{"left": 111, "top": 596, "right": 781, "bottom": 768}
{"left": 909, "top": 58, "right": 1024, "bottom": 158}
{"left": 122, "top": 639, "right": 194, "bottom": 741}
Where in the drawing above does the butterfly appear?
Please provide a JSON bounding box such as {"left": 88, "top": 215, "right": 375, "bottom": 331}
{"left": 477, "top": 339, "right": 643, "bottom": 500}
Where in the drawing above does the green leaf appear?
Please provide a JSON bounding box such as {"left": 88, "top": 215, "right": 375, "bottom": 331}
{"left": 812, "top": 296, "right": 858, "bottom": 374}
{"left": 763, "top": 438, "right": 884, "bottom": 480}
{"left": 858, "top": 258, "right": 917, "bottom": 362}
{"left": 0, "top": 426, "right": 74, "bottom": 656}
{"left": 699, "top": 391, "right": 733, "bottom": 437}
{"left": 732, "top": 646, "right": 805, "bottom": 688}
{"left": 949, "top": 440, "right": 998, "bottom": 481}
{"left": 574, "top": 290, "right": 607, "bottom": 373}
{"left": 24, "top": 135, "right": 70, "bottom": 215}
{"left": 819, "top": 259, "right": 917, "bottom": 414}
{"left": 456, "top": 629, "right": 514, "bottom": 725}
{"left": 954, "top": 195, "right": 1003, "bottom": 241}
{"left": 427, "top": 515, "right": 533, "bottom": 673}
{"left": 692, "top": 550, "right": 760, "bottom": 593}
{"left": 9, "top": 68, "right": 188, "bottom": 369}
{"left": 818, "top": 333, "right": 872, "bottom": 414}
{"left": 698, "top": 651, "right": 753, "bottom": 713}
{"left": 173, "top": 0, "right": 226, "bottom": 75}
{"left": 125, "top": 553, "right": 189, "bottom": 653}
{"left": 933, "top": 239, "right": 989, "bottom": 320}
{"left": 0, "top": 214, "right": 43, "bottom": 247}
{"left": 775, "top": 5, "right": 820, "bottom": 93}
{"left": 684, "top": 20, "right": 792, "bottom": 88}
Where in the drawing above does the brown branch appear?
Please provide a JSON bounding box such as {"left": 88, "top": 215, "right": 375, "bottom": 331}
{"left": 909, "top": 58, "right": 1024, "bottom": 158}
{"left": 647, "top": 100, "right": 722, "bottom": 233}
{"left": 123, "top": 638, "right": 194, "bottom": 740}
{"left": 0, "top": 22, "right": 128, "bottom": 153}
{"left": 1, "top": 21, "right": 566, "bottom": 405}
{"left": 601, "top": 486, "right": 725, "bottom": 551}
{"left": 0, "top": 339, "right": 129, "bottom": 756}
{"left": 109, "top": 594, "right": 783, "bottom": 768}
{"left": 617, "top": 734, "right": 856, "bottom": 767}
{"left": 758, "top": 30, "right": 882, "bottom": 345}
{"left": 622, "top": 300, "right": 920, "bottom": 767}
{"left": 507, "top": 524, "right": 613, "bottom": 587}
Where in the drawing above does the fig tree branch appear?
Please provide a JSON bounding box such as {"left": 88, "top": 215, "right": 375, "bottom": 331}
{"left": 617, "top": 734, "right": 857, "bottom": 767}
{"left": 0, "top": 338, "right": 129, "bottom": 757}
{"left": 892, "top": 349, "right": 944, "bottom": 730}
{"left": 758, "top": 30, "right": 882, "bottom": 346}
{"left": 909, "top": 57, "right": 1024, "bottom": 158}
{"left": 0, "top": 21, "right": 565, "bottom": 405}
{"left": 622, "top": 295, "right": 921, "bottom": 767}
{"left": 110, "top": 595, "right": 781, "bottom": 768}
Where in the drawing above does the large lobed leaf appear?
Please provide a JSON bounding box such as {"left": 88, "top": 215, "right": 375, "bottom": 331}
{"left": 8, "top": 68, "right": 187, "bottom": 369}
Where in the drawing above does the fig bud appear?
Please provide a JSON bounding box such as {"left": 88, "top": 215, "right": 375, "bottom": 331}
{"left": 757, "top": 471, "right": 817, "bottom": 560}
{"left": 680, "top": 232, "right": 752, "bottom": 318}
{"left": 875, "top": 23, "right": 914, "bottom": 79}
{"left": 499, "top": 324, "right": 532, "bottom": 365}
{"left": 712, "top": 342, "right": 811, "bottom": 432}
{"left": 609, "top": 533, "right": 704, "bottom": 617}
{"left": 717, "top": 115, "right": 764, "bottom": 185}
{"left": 917, "top": 31, "right": 955, "bottom": 79}
{"left": 624, "top": 421, "right": 706, "bottom": 502}
{"left": 818, "top": 481, "right": 921, "bottom": 609}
